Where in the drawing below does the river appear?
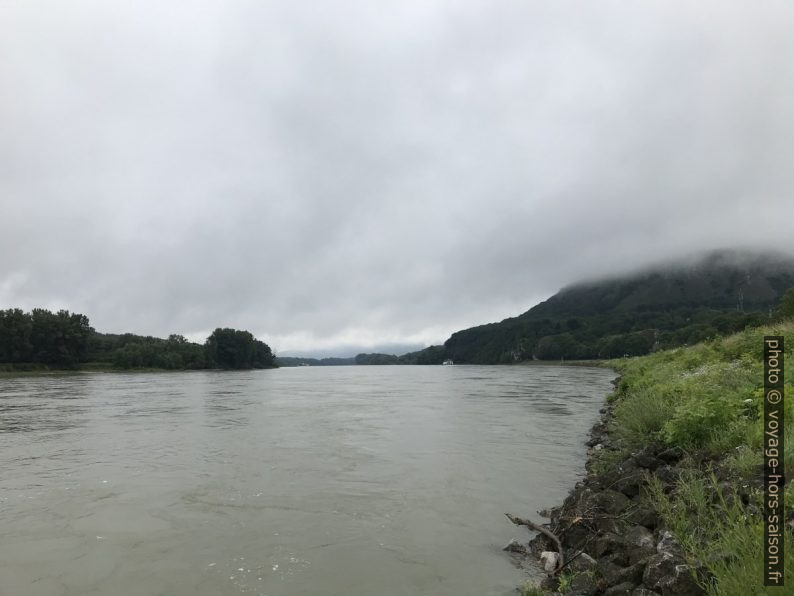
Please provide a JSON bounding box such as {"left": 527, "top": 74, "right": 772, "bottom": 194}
{"left": 0, "top": 365, "right": 615, "bottom": 596}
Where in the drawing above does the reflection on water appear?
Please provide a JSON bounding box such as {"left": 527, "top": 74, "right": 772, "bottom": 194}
{"left": 0, "top": 365, "right": 615, "bottom": 596}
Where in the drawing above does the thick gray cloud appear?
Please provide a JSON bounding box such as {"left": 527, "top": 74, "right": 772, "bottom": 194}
{"left": 2, "top": 1, "right": 793, "bottom": 355}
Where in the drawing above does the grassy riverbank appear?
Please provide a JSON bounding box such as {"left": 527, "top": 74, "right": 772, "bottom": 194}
{"left": 602, "top": 321, "right": 793, "bottom": 594}
{"left": 519, "top": 320, "right": 792, "bottom": 595}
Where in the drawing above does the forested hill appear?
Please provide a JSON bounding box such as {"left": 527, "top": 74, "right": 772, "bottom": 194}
{"left": 423, "top": 250, "right": 794, "bottom": 364}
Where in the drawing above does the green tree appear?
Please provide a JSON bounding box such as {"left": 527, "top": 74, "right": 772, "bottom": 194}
{"left": 778, "top": 287, "right": 794, "bottom": 319}
{"left": 534, "top": 333, "right": 583, "bottom": 360}
{"left": 598, "top": 330, "right": 656, "bottom": 358}
{"left": 0, "top": 308, "right": 33, "bottom": 363}
{"left": 205, "top": 328, "right": 274, "bottom": 369}
{"left": 252, "top": 339, "right": 275, "bottom": 368}
{"left": 29, "top": 309, "right": 91, "bottom": 366}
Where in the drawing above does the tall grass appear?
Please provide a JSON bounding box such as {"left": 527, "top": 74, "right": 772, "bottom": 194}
{"left": 519, "top": 583, "right": 546, "bottom": 596}
{"left": 648, "top": 472, "right": 793, "bottom": 595}
{"left": 608, "top": 321, "right": 794, "bottom": 459}
{"left": 604, "top": 320, "right": 794, "bottom": 594}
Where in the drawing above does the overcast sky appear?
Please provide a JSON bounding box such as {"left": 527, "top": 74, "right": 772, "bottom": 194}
{"left": 1, "top": 1, "right": 793, "bottom": 356}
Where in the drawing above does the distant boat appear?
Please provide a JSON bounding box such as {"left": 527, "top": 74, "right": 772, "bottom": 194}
{"left": 442, "top": 359, "right": 454, "bottom": 365}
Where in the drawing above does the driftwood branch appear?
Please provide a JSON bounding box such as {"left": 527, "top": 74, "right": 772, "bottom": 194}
{"left": 505, "top": 513, "right": 564, "bottom": 575}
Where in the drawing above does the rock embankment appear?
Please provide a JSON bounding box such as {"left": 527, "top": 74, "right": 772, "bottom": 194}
{"left": 506, "top": 378, "right": 708, "bottom": 596}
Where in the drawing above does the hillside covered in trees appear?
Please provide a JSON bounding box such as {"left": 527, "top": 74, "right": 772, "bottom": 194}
{"left": 0, "top": 310, "right": 275, "bottom": 371}
{"left": 361, "top": 250, "right": 794, "bottom": 365}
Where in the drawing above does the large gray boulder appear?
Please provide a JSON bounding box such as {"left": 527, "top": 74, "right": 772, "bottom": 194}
{"left": 567, "top": 552, "right": 597, "bottom": 574}
{"left": 595, "top": 532, "right": 625, "bottom": 558}
{"left": 625, "top": 525, "right": 656, "bottom": 564}
{"left": 605, "top": 582, "right": 638, "bottom": 595}
{"left": 569, "top": 572, "right": 599, "bottom": 596}
{"left": 656, "top": 530, "right": 685, "bottom": 558}
{"left": 643, "top": 552, "right": 704, "bottom": 595}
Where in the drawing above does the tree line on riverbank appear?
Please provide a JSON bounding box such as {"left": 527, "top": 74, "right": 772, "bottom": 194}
{"left": 0, "top": 308, "right": 275, "bottom": 371}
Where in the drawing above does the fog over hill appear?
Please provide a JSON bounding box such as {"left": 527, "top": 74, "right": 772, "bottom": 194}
{"left": 527, "top": 248, "right": 794, "bottom": 318}
{"left": 399, "top": 249, "right": 794, "bottom": 364}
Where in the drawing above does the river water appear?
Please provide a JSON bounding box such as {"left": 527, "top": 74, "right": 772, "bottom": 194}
{"left": 0, "top": 365, "right": 615, "bottom": 596}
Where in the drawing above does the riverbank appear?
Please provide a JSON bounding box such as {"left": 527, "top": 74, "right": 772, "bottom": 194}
{"left": 511, "top": 321, "right": 793, "bottom": 595}
{"left": 0, "top": 363, "right": 278, "bottom": 376}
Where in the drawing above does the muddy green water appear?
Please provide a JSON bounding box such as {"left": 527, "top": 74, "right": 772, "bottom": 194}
{"left": 0, "top": 365, "right": 615, "bottom": 596}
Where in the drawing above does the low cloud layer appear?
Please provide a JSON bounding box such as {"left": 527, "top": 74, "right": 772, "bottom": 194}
{"left": 2, "top": 1, "right": 793, "bottom": 354}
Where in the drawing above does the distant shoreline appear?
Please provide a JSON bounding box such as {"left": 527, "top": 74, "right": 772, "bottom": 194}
{"left": 0, "top": 359, "right": 603, "bottom": 377}
{"left": 0, "top": 364, "right": 278, "bottom": 377}
{"left": 512, "top": 359, "right": 607, "bottom": 367}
